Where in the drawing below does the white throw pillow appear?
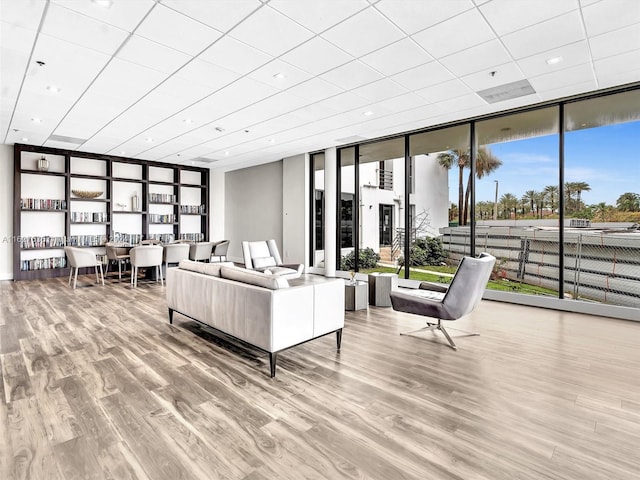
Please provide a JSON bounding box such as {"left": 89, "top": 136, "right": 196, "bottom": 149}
{"left": 253, "top": 256, "right": 277, "bottom": 269}
{"left": 220, "top": 266, "right": 289, "bottom": 290}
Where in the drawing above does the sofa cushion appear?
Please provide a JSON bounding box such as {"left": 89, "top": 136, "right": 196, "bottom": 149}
{"left": 220, "top": 265, "right": 289, "bottom": 290}
{"left": 263, "top": 266, "right": 298, "bottom": 276}
{"left": 253, "top": 256, "right": 277, "bottom": 269}
{"left": 178, "top": 259, "right": 234, "bottom": 277}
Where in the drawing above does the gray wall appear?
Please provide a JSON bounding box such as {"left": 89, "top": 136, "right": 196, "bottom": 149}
{"left": 282, "top": 154, "right": 308, "bottom": 266}
{"left": 225, "top": 161, "right": 284, "bottom": 263}
{"left": 0, "top": 144, "right": 13, "bottom": 280}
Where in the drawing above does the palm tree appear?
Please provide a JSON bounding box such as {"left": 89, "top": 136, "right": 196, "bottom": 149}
{"left": 438, "top": 147, "right": 502, "bottom": 226}
{"left": 616, "top": 192, "right": 640, "bottom": 212}
{"left": 535, "top": 191, "right": 547, "bottom": 218}
{"left": 522, "top": 190, "right": 537, "bottom": 215}
{"left": 544, "top": 185, "right": 558, "bottom": 214}
{"left": 573, "top": 181, "right": 591, "bottom": 209}
{"left": 438, "top": 149, "right": 469, "bottom": 225}
{"left": 500, "top": 193, "right": 518, "bottom": 219}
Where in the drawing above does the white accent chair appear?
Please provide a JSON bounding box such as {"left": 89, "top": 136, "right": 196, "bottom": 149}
{"left": 211, "top": 240, "right": 230, "bottom": 262}
{"left": 162, "top": 243, "right": 190, "bottom": 279}
{"left": 390, "top": 253, "right": 496, "bottom": 350}
{"left": 242, "top": 239, "right": 304, "bottom": 280}
{"left": 130, "top": 245, "right": 164, "bottom": 288}
{"left": 64, "top": 246, "right": 104, "bottom": 289}
{"left": 189, "top": 242, "right": 214, "bottom": 262}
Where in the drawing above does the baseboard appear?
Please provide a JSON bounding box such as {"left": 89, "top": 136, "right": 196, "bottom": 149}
{"left": 0, "top": 273, "right": 14, "bottom": 281}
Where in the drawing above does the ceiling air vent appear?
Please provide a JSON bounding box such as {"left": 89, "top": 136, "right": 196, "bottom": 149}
{"left": 191, "top": 157, "right": 218, "bottom": 164}
{"left": 47, "top": 134, "right": 87, "bottom": 144}
{"left": 477, "top": 79, "right": 536, "bottom": 104}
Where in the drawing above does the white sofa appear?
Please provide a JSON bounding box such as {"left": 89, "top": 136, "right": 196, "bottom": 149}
{"left": 166, "top": 260, "right": 345, "bottom": 377}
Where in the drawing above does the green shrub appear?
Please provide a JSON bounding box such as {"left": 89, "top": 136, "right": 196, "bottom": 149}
{"left": 340, "top": 247, "right": 380, "bottom": 270}
{"left": 397, "top": 236, "right": 446, "bottom": 267}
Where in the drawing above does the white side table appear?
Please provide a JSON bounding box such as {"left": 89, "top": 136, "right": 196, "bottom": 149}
{"left": 368, "top": 272, "right": 398, "bottom": 307}
{"left": 345, "top": 280, "right": 368, "bottom": 311}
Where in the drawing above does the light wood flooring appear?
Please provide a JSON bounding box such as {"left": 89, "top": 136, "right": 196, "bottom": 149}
{"left": 1, "top": 274, "right": 639, "bottom": 480}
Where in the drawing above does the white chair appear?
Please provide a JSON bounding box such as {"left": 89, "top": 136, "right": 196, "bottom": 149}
{"left": 129, "top": 245, "right": 163, "bottom": 288}
{"left": 242, "top": 239, "right": 304, "bottom": 279}
{"left": 189, "top": 242, "right": 214, "bottom": 262}
{"left": 162, "top": 243, "right": 190, "bottom": 279}
{"left": 105, "top": 242, "right": 130, "bottom": 280}
{"left": 64, "top": 246, "right": 104, "bottom": 289}
{"left": 211, "top": 240, "right": 230, "bottom": 262}
{"left": 390, "top": 253, "right": 496, "bottom": 350}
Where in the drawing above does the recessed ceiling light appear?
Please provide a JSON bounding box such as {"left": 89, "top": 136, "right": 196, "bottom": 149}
{"left": 363, "top": 111, "right": 374, "bottom": 116}
{"left": 269, "top": 138, "right": 276, "bottom": 144}
{"left": 273, "top": 73, "right": 286, "bottom": 79}
{"left": 120, "top": 151, "right": 126, "bottom": 155}
{"left": 183, "top": 118, "right": 193, "bottom": 124}
{"left": 31, "top": 117, "right": 42, "bottom": 124}
{"left": 46, "top": 85, "right": 61, "bottom": 93}
{"left": 224, "top": 151, "right": 230, "bottom": 156}
{"left": 546, "top": 56, "right": 563, "bottom": 65}
{"left": 145, "top": 137, "right": 153, "bottom": 142}
{"left": 21, "top": 137, "right": 29, "bottom": 142}
{"left": 91, "top": 0, "right": 113, "bottom": 7}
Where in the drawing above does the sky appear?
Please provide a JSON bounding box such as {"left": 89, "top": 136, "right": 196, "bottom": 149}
{"left": 454, "top": 120, "right": 640, "bottom": 207}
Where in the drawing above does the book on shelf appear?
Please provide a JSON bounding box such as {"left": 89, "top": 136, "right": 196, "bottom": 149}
{"left": 148, "top": 214, "right": 175, "bottom": 223}
{"left": 20, "top": 236, "right": 66, "bottom": 249}
{"left": 149, "top": 193, "right": 176, "bottom": 203}
{"left": 21, "top": 198, "right": 67, "bottom": 210}
{"left": 179, "top": 233, "right": 205, "bottom": 242}
{"left": 179, "top": 204, "right": 205, "bottom": 214}
{"left": 21, "top": 256, "right": 67, "bottom": 271}
{"left": 70, "top": 212, "right": 108, "bottom": 223}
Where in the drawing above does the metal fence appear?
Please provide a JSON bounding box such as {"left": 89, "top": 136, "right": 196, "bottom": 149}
{"left": 440, "top": 226, "right": 640, "bottom": 308}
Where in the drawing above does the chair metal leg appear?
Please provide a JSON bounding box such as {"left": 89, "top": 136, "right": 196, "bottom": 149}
{"left": 68, "top": 268, "right": 73, "bottom": 285}
{"left": 98, "top": 264, "right": 104, "bottom": 286}
{"left": 73, "top": 268, "right": 78, "bottom": 289}
{"left": 401, "top": 319, "right": 478, "bottom": 351}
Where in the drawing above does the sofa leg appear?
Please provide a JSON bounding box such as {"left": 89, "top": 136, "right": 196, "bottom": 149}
{"left": 269, "top": 352, "right": 277, "bottom": 378}
{"left": 168, "top": 308, "right": 174, "bottom": 324}
{"left": 336, "top": 328, "right": 343, "bottom": 351}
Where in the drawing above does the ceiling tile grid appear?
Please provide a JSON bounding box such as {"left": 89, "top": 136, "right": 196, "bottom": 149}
{"left": 1, "top": 0, "right": 639, "bottom": 171}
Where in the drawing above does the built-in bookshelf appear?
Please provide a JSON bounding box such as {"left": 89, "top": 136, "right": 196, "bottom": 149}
{"left": 13, "top": 144, "right": 209, "bottom": 281}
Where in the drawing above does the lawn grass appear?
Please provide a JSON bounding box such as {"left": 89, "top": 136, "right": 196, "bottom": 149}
{"left": 361, "top": 265, "right": 558, "bottom": 296}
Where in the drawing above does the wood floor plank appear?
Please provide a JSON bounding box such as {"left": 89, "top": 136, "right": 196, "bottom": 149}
{"left": 0, "top": 276, "right": 639, "bottom": 480}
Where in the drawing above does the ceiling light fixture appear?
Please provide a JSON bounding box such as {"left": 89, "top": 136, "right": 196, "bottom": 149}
{"left": 91, "top": 0, "right": 113, "bottom": 7}
{"left": 145, "top": 137, "right": 153, "bottom": 142}
{"left": 269, "top": 138, "right": 276, "bottom": 144}
{"left": 120, "top": 151, "right": 126, "bottom": 155}
{"left": 31, "top": 117, "right": 42, "bottom": 124}
{"left": 546, "top": 56, "right": 563, "bottom": 65}
{"left": 21, "top": 137, "right": 29, "bottom": 142}
{"left": 224, "top": 151, "right": 230, "bottom": 156}
{"left": 363, "top": 111, "right": 374, "bottom": 116}
{"left": 183, "top": 118, "right": 193, "bottom": 124}
{"left": 46, "top": 85, "right": 60, "bottom": 93}
{"left": 273, "top": 73, "right": 286, "bottom": 79}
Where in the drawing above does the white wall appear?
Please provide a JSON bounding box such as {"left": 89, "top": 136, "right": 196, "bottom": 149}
{"left": 224, "top": 161, "right": 283, "bottom": 263}
{"left": 282, "top": 154, "right": 308, "bottom": 265}
{"left": 0, "top": 144, "right": 14, "bottom": 280}
{"left": 412, "top": 154, "right": 449, "bottom": 235}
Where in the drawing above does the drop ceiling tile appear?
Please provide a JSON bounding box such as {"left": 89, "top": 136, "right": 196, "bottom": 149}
{"left": 265, "top": 0, "right": 369, "bottom": 34}
{"left": 516, "top": 41, "right": 591, "bottom": 77}
{"left": 229, "top": 5, "right": 314, "bottom": 56}
{"left": 589, "top": 24, "right": 640, "bottom": 60}
{"left": 369, "top": 92, "right": 426, "bottom": 113}
{"left": 460, "top": 62, "right": 525, "bottom": 91}
{"left": 529, "top": 63, "right": 595, "bottom": 93}
{"left": 320, "top": 60, "right": 383, "bottom": 90}
{"left": 597, "top": 65, "right": 640, "bottom": 89}
{"left": 1, "top": 0, "right": 47, "bottom": 30}
{"left": 479, "top": 0, "right": 578, "bottom": 36}
{"left": 161, "top": 0, "right": 261, "bottom": 32}
{"left": 0, "top": 23, "right": 38, "bottom": 106}
{"left": 536, "top": 79, "right": 597, "bottom": 101}
{"left": 440, "top": 39, "right": 513, "bottom": 77}
{"left": 501, "top": 11, "right": 585, "bottom": 59}
{"left": 198, "top": 36, "right": 271, "bottom": 75}
{"left": 375, "top": 0, "right": 473, "bottom": 35}
{"left": 322, "top": 7, "right": 405, "bottom": 57}
{"left": 415, "top": 79, "right": 473, "bottom": 103}
{"left": 360, "top": 38, "right": 433, "bottom": 76}
{"left": 350, "top": 78, "right": 409, "bottom": 102}
{"left": 411, "top": 8, "right": 495, "bottom": 58}
{"left": 174, "top": 59, "right": 240, "bottom": 92}
{"left": 280, "top": 37, "right": 353, "bottom": 76}
{"left": 51, "top": 0, "right": 155, "bottom": 32}
{"left": 391, "top": 61, "right": 454, "bottom": 91}
{"left": 287, "top": 78, "right": 344, "bottom": 103}
{"left": 247, "top": 59, "right": 312, "bottom": 89}
{"left": 42, "top": 3, "right": 129, "bottom": 55}
{"left": 594, "top": 48, "right": 640, "bottom": 78}
{"left": 136, "top": 4, "right": 222, "bottom": 56}
{"left": 116, "top": 35, "right": 191, "bottom": 74}
{"left": 582, "top": 0, "right": 640, "bottom": 36}
{"left": 433, "top": 92, "right": 486, "bottom": 114}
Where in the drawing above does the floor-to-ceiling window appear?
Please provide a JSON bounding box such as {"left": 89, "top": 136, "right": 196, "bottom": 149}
{"left": 337, "top": 147, "right": 356, "bottom": 270}
{"left": 311, "top": 152, "right": 325, "bottom": 268}
{"left": 408, "top": 125, "right": 470, "bottom": 281}
{"left": 475, "top": 107, "right": 560, "bottom": 297}
{"left": 563, "top": 90, "right": 640, "bottom": 309}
